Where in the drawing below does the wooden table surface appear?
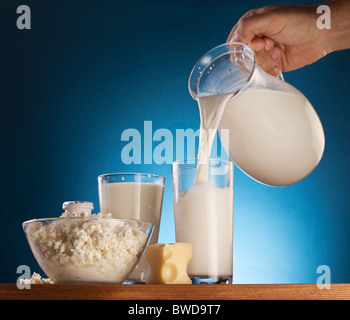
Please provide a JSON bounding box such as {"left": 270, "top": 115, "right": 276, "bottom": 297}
{"left": 1, "top": 283, "right": 349, "bottom": 300}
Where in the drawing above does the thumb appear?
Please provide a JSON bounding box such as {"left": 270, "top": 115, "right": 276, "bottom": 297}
{"left": 229, "top": 33, "right": 242, "bottom": 43}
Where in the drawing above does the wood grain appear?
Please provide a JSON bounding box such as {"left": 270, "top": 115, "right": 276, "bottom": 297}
{"left": 1, "top": 283, "right": 349, "bottom": 300}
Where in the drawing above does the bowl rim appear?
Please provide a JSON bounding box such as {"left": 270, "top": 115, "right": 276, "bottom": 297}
{"left": 22, "top": 217, "right": 154, "bottom": 230}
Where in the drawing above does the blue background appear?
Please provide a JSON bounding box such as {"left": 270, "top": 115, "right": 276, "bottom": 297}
{"left": 1, "top": 0, "right": 349, "bottom": 284}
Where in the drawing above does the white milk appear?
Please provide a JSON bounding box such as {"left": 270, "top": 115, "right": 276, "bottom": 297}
{"left": 219, "top": 89, "right": 325, "bottom": 186}
{"left": 195, "top": 93, "right": 232, "bottom": 185}
{"left": 174, "top": 181, "right": 233, "bottom": 277}
{"left": 99, "top": 182, "right": 164, "bottom": 281}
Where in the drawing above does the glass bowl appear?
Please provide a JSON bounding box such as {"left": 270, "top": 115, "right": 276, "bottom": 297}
{"left": 22, "top": 217, "right": 153, "bottom": 284}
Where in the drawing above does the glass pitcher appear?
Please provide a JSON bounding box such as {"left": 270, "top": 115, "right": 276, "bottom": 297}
{"left": 189, "top": 43, "right": 325, "bottom": 186}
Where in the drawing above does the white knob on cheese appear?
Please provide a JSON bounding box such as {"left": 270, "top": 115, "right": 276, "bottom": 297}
{"left": 62, "top": 201, "right": 94, "bottom": 215}
{"left": 146, "top": 243, "right": 192, "bottom": 284}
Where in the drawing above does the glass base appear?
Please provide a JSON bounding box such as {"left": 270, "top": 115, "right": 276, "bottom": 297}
{"left": 191, "top": 276, "right": 232, "bottom": 284}
{"left": 123, "top": 280, "right": 146, "bottom": 284}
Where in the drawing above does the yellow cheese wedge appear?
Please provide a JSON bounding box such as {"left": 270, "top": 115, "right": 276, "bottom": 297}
{"left": 146, "top": 243, "right": 193, "bottom": 284}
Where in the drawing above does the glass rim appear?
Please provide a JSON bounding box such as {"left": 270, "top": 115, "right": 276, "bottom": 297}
{"left": 97, "top": 172, "right": 165, "bottom": 182}
{"left": 172, "top": 158, "right": 233, "bottom": 166}
{"left": 188, "top": 42, "right": 257, "bottom": 99}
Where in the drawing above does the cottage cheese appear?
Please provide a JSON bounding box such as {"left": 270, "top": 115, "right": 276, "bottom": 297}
{"left": 20, "top": 272, "right": 53, "bottom": 284}
{"left": 26, "top": 209, "right": 148, "bottom": 283}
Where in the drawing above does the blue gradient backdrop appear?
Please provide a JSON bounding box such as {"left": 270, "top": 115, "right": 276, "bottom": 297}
{"left": 1, "top": 0, "right": 349, "bottom": 283}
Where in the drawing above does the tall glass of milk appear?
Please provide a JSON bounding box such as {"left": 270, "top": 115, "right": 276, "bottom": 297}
{"left": 189, "top": 43, "right": 325, "bottom": 186}
{"left": 98, "top": 173, "right": 165, "bottom": 283}
{"left": 172, "top": 158, "right": 234, "bottom": 284}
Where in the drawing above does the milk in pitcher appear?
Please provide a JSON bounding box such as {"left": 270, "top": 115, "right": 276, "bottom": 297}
{"left": 219, "top": 89, "right": 325, "bottom": 186}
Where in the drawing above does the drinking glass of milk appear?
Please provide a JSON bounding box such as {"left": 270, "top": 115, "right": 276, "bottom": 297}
{"left": 172, "top": 158, "right": 234, "bottom": 284}
{"left": 189, "top": 43, "right": 325, "bottom": 186}
{"left": 98, "top": 173, "right": 165, "bottom": 283}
